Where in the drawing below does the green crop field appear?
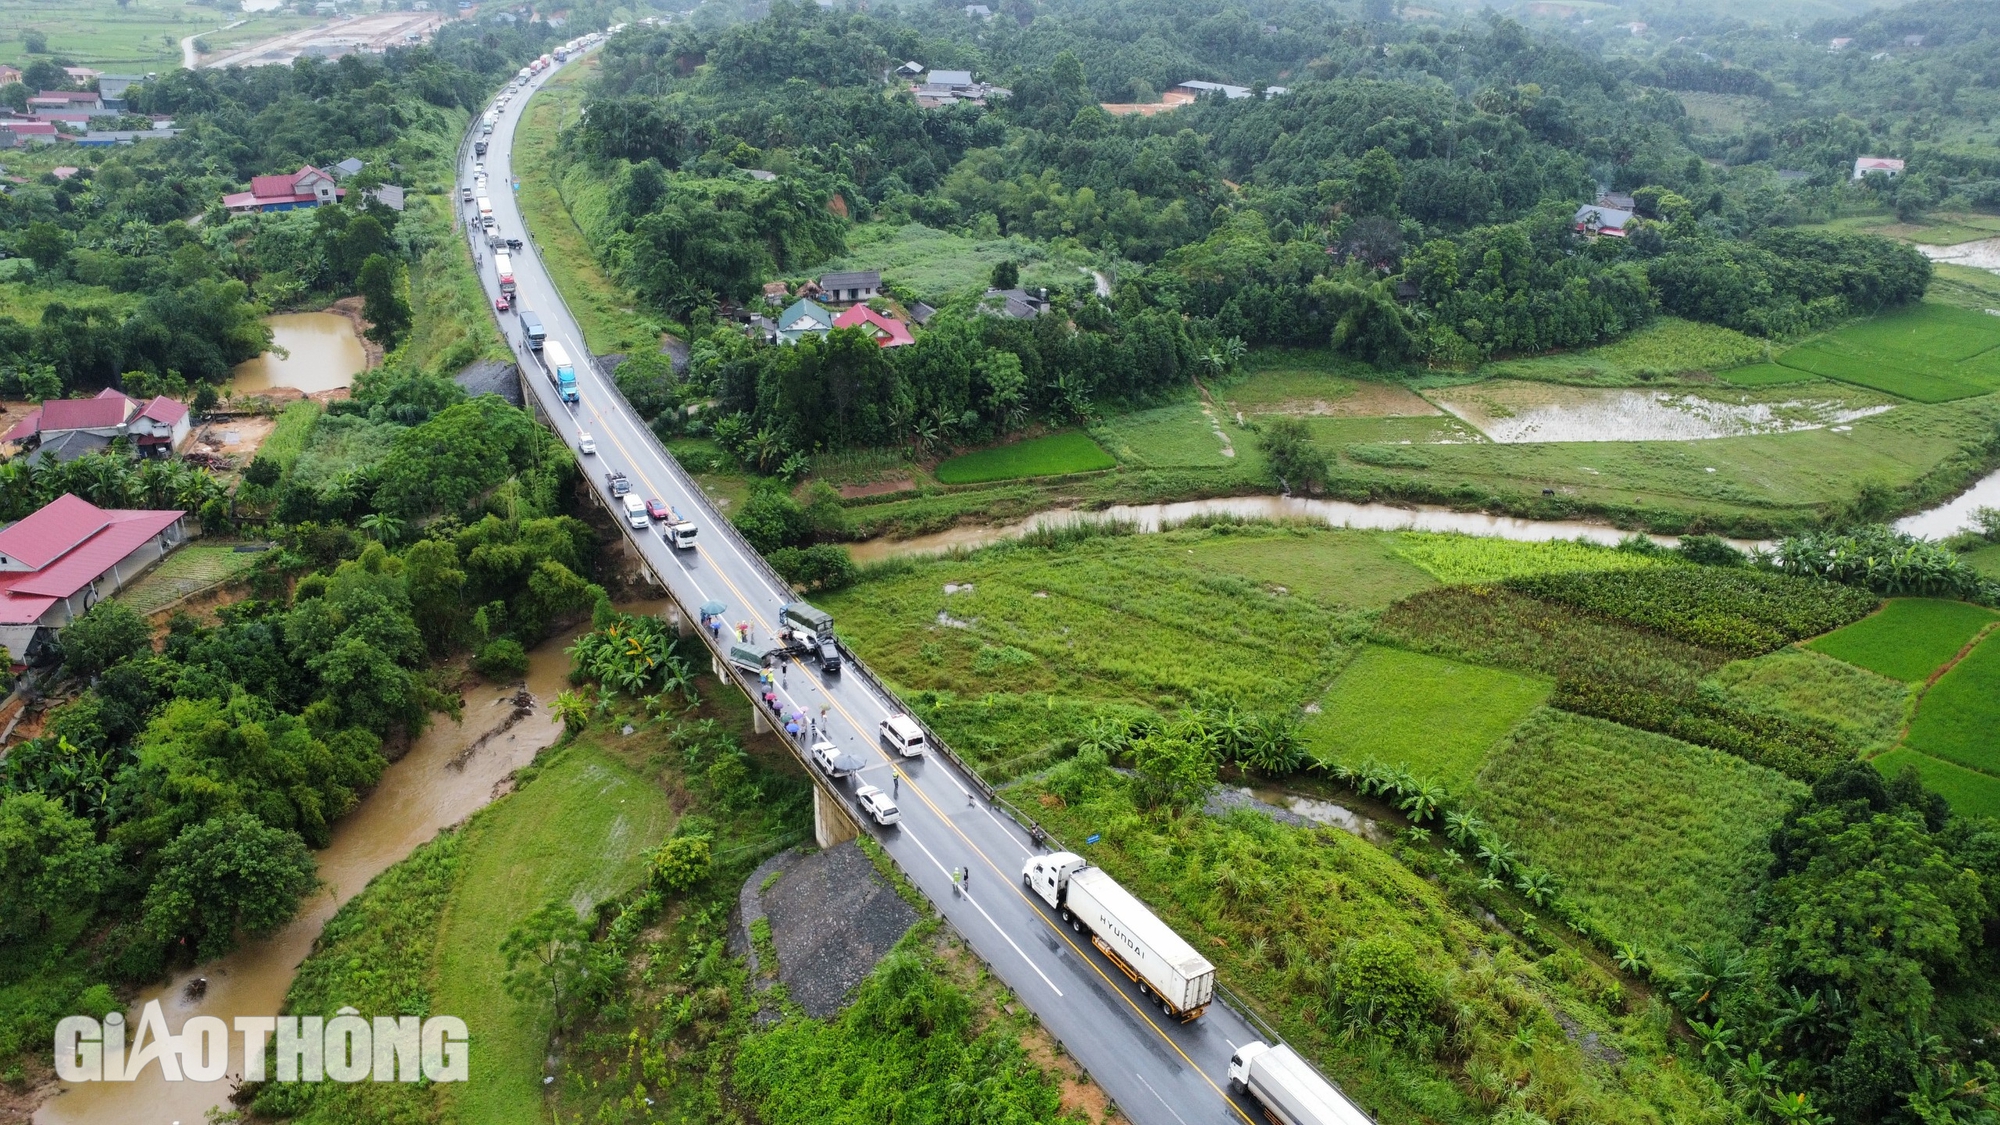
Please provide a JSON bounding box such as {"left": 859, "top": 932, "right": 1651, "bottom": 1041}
{"left": 1479, "top": 318, "right": 1768, "bottom": 385}
{"left": 1392, "top": 533, "right": 1667, "bottom": 584}
{"left": 1963, "top": 544, "right": 2000, "bottom": 580}
{"left": 1717, "top": 362, "right": 1820, "bottom": 388}
{"left": 0, "top": 0, "right": 242, "bottom": 68}
{"left": 933, "top": 431, "right": 1114, "bottom": 483}
{"left": 1302, "top": 646, "right": 1550, "bottom": 788}
{"left": 114, "top": 545, "right": 266, "bottom": 616}
{"left": 1873, "top": 747, "right": 2000, "bottom": 820}
{"left": 1704, "top": 649, "right": 1910, "bottom": 757}
{"left": 1903, "top": 634, "right": 2000, "bottom": 775}
{"left": 1806, "top": 597, "right": 1999, "bottom": 681}
{"left": 1476, "top": 710, "right": 1805, "bottom": 954}
{"left": 1775, "top": 304, "right": 2000, "bottom": 402}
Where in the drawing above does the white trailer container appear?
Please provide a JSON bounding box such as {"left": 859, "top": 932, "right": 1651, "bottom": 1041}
{"left": 1228, "top": 1041, "right": 1373, "bottom": 1125}
{"left": 1022, "top": 852, "right": 1215, "bottom": 1020}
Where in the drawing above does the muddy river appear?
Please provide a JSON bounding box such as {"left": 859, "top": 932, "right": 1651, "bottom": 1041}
{"left": 228, "top": 313, "right": 367, "bottom": 395}
{"left": 30, "top": 605, "right": 668, "bottom": 1125}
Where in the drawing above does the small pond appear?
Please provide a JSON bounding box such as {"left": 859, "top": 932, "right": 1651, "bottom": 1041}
{"left": 228, "top": 312, "right": 367, "bottom": 395}
{"left": 1429, "top": 382, "right": 1894, "bottom": 444}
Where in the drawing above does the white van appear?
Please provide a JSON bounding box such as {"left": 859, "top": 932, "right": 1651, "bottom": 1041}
{"left": 879, "top": 714, "right": 926, "bottom": 757}
{"left": 621, "top": 494, "right": 648, "bottom": 529}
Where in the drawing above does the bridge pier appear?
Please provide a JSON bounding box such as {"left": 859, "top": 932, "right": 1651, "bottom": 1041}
{"left": 814, "top": 783, "right": 859, "bottom": 848}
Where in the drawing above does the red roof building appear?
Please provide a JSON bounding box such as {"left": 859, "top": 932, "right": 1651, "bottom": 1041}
{"left": 831, "top": 304, "right": 915, "bottom": 348}
{"left": 0, "top": 493, "right": 189, "bottom": 664}
{"left": 2, "top": 388, "right": 193, "bottom": 461}
{"left": 222, "top": 165, "right": 344, "bottom": 214}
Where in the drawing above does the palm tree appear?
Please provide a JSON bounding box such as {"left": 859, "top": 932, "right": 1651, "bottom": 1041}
{"left": 359, "top": 512, "right": 404, "bottom": 543}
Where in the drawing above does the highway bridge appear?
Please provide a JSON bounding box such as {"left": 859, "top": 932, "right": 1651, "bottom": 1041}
{"left": 464, "top": 48, "right": 1288, "bottom": 1125}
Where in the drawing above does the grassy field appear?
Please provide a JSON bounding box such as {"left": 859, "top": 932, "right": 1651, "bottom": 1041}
{"left": 1806, "top": 210, "right": 2000, "bottom": 247}
{"left": 434, "top": 739, "right": 677, "bottom": 1124}
{"left": 1392, "top": 533, "right": 1666, "bottom": 584}
{"left": 1903, "top": 633, "right": 2000, "bottom": 777}
{"left": 1963, "top": 543, "right": 2000, "bottom": 579}
{"left": 1186, "top": 529, "right": 1434, "bottom": 608}
{"left": 1091, "top": 401, "right": 1263, "bottom": 472}
{"left": 933, "top": 430, "right": 1114, "bottom": 483}
{"left": 812, "top": 221, "right": 1098, "bottom": 303}
{"left": 1301, "top": 646, "right": 1550, "bottom": 788}
{"left": 1805, "top": 597, "right": 1999, "bottom": 681}
{"left": 114, "top": 544, "right": 266, "bottom": 615}
{"left": 1776, "top": 303, "right": 2000, "bottom": 402}
{"left": 1704, "top": 649, "right": 1910, "bottom": 758}
{"left": 1930, "top": 262, "right": 2000, "bottom": 313}
{"left": 1478, "top": 318, "right": 1769, "bottom": 385}
{"left": 1475, "top": 709, "right": 1805, "bottom": 954}
{"left": 0, "top": 0, "right": 251, "bottom": 68}
{"left": 516, "top": 57, "right": 666, "bottom": 356}
{"left": 1873, "top": 747, "right": 2000, "bottom": 820}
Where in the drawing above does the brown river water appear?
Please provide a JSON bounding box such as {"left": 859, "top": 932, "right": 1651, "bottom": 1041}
{"left": 32, "top": 604, "right": 668, "bottom": 1125}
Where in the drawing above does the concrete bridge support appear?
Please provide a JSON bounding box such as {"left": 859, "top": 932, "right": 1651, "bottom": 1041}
{"left": 814, "top": 783, "right": 859, "bottom": 848}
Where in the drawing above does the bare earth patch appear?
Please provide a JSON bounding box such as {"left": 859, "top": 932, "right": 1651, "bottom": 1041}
{"left": 1248, "top": 382, "right": 1441, "bottom": 417}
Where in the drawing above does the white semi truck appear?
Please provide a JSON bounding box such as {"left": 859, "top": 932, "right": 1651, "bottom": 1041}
{"left": 1228, "top": 1041, "right": 1374, "bottom": 1125}
{"left": 1021, "top": 852, "right": 1215, "bottom": 1020}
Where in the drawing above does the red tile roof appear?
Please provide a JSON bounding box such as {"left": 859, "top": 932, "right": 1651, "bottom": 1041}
{"left": 137, "top": 396, "right": 188, "bottom": 425}
{"left": 832, "top": 304, "right": 914, "bottom": 347}
{"left": 37, "top": 392, "right": 133, "bottom": 433}
{"left": 2, "top": 407, "right": 41, "bottom": 444}
{"left": 0, "top": 495, "right": 182, "bottom": 623}
{"left": 2, "top": 122, "right": 58, "bottom": 135}
{"left": 0, "top": 494, "right": 111, "bottom": 570}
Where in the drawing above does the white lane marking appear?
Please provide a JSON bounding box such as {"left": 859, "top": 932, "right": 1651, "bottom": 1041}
{"left": 891, "top": 824, "right": 1062, "bottom": 997}
{"left": 1136, "top": 1072, "right": 1192, "bottom": 1125}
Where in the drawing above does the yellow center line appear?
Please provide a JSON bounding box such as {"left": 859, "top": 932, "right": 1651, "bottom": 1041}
{"left": 576, "top": 303, "right": 1252, "bottom": 1125}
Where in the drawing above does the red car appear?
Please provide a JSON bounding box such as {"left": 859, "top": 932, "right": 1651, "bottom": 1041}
{"left": 645, "top": 498, "right": 670, "bottom": 521}
{"left": 494, "top": 294, "right": 511, "bottom": 312}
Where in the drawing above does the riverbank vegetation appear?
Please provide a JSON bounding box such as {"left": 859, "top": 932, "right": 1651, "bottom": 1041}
{"left": 826, "top": 517, "right": 2000, "bottom": 1123}
{"left": 258, "top": 615, "right": 1087, "bottom": 1125}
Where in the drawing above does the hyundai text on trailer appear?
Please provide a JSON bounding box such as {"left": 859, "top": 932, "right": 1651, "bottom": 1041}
{"left": 1022, "top": 852, "right": 1217, "bottom": 1020}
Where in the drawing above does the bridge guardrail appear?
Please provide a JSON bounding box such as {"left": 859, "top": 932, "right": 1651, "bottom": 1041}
{"left": 489, "top": 45, "right": 1066, "bottom": 872}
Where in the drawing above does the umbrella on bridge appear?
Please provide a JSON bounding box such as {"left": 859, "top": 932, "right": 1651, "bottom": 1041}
{"left": 699, "top": 600, "right": 727, "bottom": 618}
{"left": 827, "top": 750, "right": 868, "bottom": 773}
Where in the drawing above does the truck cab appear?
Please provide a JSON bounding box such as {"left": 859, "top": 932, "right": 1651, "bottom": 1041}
{"left": 606, "top": 470, "right": 630, "bottom": 497}
{"left": 519, "top": 311, "right": 546, "bottom": 350}
{"left": 1021, "top": 852, "right": 1088, "bottom": 909}
{"left": 664, "top": 510, "right": 698, "bottom": 549}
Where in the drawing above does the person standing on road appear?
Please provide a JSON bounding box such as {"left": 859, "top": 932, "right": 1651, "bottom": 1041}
{"left": 892, "top": 771, "right": 899, "bottom": 798}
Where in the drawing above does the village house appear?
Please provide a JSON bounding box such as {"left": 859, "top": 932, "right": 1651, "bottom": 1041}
{"left": 910, "top": 69, "right": 1010, "bottom": 107}
{"left": 222, "top": 164, "right": 344, "bottom": 214}
{"left": 96, "top": 75, "right": 144, "bottom": 111}
{"left": 1573, "top": 203, "right": 1633, "bottom": 237}
{"left": 2, "top": 389, "right": 192, "bottom": 463}
{"left": 814, "top": 270, "right": 882, "bottom": 304}
{"left": 29, "top": 90, "right": 108, "bottom": 115}
{"left": 1171, "top": 79, "right": 1253, "bottom": 100}
{"left": 774, "top": 298, "right": 834, "bottom": 345}
{"left": 979, "top": 287, "right": 1051, "bottom": 319}
{"left": 832, "top": 304, "right": 914, "bottom": 347}
{"left": 0, "top": 493, "right": 189, "bottom": 666}
{"left": 1852, "top": 156, "right": 1905, "bottom": 180}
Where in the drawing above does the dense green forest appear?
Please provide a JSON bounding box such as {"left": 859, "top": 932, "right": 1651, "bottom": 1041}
{"left": 548, "top": 0, "right": 1948, "bottom": 472}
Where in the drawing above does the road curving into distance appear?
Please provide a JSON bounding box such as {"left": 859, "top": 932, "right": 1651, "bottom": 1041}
{"left": 469, "top": 42, "right": 1308, "bottom": 1125}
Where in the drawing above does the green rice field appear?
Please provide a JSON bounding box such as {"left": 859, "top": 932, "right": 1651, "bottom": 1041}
{"left": 1872, "top": 747, "right": 2000, "bottom": 820}
{"left": 1805, "top": 597, "right": 1998, "bottom": 682}
{"left": 1903, "top": 634, "right": 2000, "bottom": 776}
{"left": 1475, "top": 710, "right": 1805, "bottom": 954}
{"left": 1717, "top": 362, "right": 1820, "bottom": 388}
{"left": 934, "top": 431, "right": 1115, "bottom": 483}
{"left": 1775, "top": 304, "right": 2000, "bottom": 402}
{"left": 1301, "top": 646, "right": 1551, "bottom": 788}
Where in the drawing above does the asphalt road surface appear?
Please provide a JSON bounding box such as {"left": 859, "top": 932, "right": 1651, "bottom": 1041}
{"left": 466, "top": 51, "right": 1288, "bottom": 1125}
